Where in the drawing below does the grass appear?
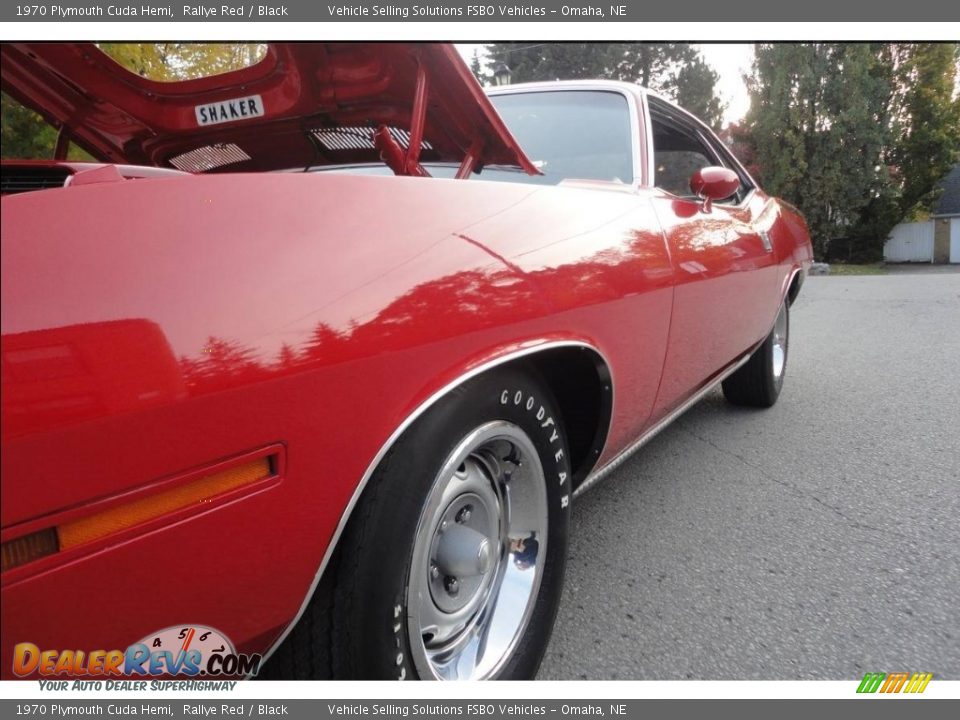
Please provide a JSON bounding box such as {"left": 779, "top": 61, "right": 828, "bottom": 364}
{"left": 827, "top": 262, "right": 889, "bottom": 276}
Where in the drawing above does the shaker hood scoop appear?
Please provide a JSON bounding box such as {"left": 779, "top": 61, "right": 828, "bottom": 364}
{"left": 1, "top": 42, "right": 539, "bottom": 175}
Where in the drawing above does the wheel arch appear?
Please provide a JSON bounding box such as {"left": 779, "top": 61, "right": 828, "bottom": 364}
{"left": 257, "top": 340, "right": 613, "bottom": 673}
{"left": 784, "top": 266, "right": 804, "bottom": 307}
{"left": 519, "top": 345, "right": 613, "bottom": 489}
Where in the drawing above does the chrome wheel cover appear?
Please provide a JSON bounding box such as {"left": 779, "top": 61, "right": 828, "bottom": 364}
{"left": 771, "top": 301, "right": 788, "bottom": 382}
{"left": 406, "top": 421, "right": 548, "bottom": 680}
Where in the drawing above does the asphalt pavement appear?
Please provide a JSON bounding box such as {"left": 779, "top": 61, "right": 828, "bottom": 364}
{"left": 538, "top": 267, "right": 960, "bottom": 680}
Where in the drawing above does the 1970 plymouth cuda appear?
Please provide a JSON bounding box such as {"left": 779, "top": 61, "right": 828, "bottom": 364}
{"left": 0, "top": 42, "right": 812, "bottom": 680}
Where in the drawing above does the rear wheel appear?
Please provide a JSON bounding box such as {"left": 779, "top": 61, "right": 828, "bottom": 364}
{"left": 265, "top": 366, "right": 571, "bottom": 680}
{"left": 722, "top": 300, "right": 789, "bottom": 408}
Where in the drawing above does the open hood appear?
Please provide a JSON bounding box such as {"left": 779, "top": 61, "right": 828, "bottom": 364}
{"left": 1, "top": 42, "right": 539, "bottom": 176}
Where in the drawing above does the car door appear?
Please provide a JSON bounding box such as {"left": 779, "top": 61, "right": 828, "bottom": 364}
{"left": 481, "top": 86, "right": 675, "bottom": 458}
{"left": 645, "top": 96, "right": 779, "bottom": 419}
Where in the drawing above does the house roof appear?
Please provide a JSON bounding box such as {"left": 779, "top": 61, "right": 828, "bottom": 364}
{"left": 933, "top": 163, "right": 960, "bottom": 216}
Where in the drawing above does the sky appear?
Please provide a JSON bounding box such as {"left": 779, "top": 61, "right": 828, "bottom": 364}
{"left": 695, "top": 44, "right": 754, "bottom": 124}
{"left": 456, "top": 43, "right": 754, "bottom": 126}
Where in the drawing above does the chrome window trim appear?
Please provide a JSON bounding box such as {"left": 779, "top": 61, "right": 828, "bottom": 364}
{"left": 640, "top": 86, "right": 656, "bottom": 190}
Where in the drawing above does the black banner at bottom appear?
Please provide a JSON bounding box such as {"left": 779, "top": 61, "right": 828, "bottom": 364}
{"left": 1, "top": 699, "right": 956, "bottom": 720}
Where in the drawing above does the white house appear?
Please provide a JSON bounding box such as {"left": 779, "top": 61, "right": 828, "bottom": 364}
{"left": 884, "top": 164, "right": 960, "bottom": 264}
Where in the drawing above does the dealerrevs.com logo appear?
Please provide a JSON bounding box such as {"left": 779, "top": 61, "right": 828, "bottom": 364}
{"left": 13, "top": 625, "right": 262, "bottom": 678}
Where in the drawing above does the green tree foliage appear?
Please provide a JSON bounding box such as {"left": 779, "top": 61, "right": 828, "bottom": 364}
{"left": 98, "top": 43, "right": 266, "bottom": 81}
{"left": 486, "top": 43, "right": 616, "bottom": 83}
{"left": 719, "top": 121, "right": 759, "bottom": 178}
{"left": 745, "top": 43, "right": 960, "bottom": 261}
{"left": 1, "top": 92, "right": 94, "bottom": 160}
{"left": 893, "top": 43, "right": 960, "bottom": 217}
{"left": 674, "top": 55, "right": 725, "bottom": 131}
{"left": 485, "top": 43, "right": 725, "bottom": 129}
{"left": 96, "top": 43, "right": 176, "bottom": 79}
{"left": 1, "top": 92, "right": 59, "bottom": 159}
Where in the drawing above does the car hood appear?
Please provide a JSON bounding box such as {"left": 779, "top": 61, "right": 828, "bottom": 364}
{"left": 0, "top": 42, "right": 538, "bottom": 175}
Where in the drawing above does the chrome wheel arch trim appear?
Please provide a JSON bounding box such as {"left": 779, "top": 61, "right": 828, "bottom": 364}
{"left": 256, "top": 339, "right": 613, "bottom": 674}
{"left": 782, "top": 266, "right": 804, "bottom": 307}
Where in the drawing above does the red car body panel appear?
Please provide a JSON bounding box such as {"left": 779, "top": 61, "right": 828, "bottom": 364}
{"left": 0, "top": 44, "right": 813, "bottom": 678}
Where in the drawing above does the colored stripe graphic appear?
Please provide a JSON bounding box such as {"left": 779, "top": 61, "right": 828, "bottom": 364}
{"left": 904, "top": 673, "right": 933, "bottom": 693}
{"left": 857, "top": 672, "right": 932, "bottom": 694}
{"left": 881, "top": 672, "right": 908, "bottom": 693}
{"left": 857, "top": 673, "right": 886, "bottom": 693}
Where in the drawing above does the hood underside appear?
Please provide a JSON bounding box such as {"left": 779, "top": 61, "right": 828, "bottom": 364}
{"left": 1, "top": 42, "right": 538, "bottom": 175}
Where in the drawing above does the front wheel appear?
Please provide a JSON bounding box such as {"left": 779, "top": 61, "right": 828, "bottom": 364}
{"left": 282, "top": 367, "right": 572, "bottom": 680}
{"left": 722, "top": 300, "right": 789, "bottom": 408}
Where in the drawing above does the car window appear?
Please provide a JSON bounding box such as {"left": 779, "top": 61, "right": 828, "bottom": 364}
{"left": 651, "top": 126, "right": 717, "bottom": 197}
{"left": 488, "top": 90, "right": 634, "bottom": 186}
{"left": 647, "top": 96, "right": 754, "bottom": 204}
{"left": 649, "top": 112, "right": 722, "bottom": 199}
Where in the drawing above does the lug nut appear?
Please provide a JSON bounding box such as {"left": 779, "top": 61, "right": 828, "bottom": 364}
{"left": 456, "top": 506, "right": 472, "bottom": 524}
{"left": 444, "top": 576, "right": 460, "bottom": 595}
{"left": 430, "top": 563, "right": 439, "bottom": 580}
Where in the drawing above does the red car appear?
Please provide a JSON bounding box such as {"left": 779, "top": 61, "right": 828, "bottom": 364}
{"left": 0, "top": 42, "right": 812, "bottom": 680}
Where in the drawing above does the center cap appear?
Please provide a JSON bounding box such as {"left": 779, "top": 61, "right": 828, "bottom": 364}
{"left": 428, "top": 488, "right": 499, "bottom": 615}
{"left": 436, "top": 525, "right": 492, "bottom": 577}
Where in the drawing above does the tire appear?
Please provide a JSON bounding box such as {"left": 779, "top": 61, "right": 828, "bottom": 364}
{"left": 722, "top": 300, "right": 789, "bottom": 408}
{"left": 265, "top": 365, "right": 571, "bottom": 680}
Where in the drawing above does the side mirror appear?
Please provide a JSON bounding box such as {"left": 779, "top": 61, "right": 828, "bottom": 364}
{"left": 690, "top": 166, "right": 740, "bottom": 212}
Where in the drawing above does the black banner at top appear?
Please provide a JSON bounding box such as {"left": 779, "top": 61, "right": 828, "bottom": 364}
{"left": 0, "top": 0, "right": 955, "bottom": 23}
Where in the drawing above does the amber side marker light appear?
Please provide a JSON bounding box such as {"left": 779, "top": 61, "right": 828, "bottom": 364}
{"left": 2, "top": 457, "right": 273, "bottom": 572}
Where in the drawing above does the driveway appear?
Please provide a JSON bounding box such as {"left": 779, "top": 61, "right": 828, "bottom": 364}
{"left": 538, "top": 272, "right": 960, "bottom": 679}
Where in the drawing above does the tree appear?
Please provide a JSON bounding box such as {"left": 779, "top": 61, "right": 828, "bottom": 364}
{"left": 97, "top": 43, "right": 266, "bottom": 81}
{"left": 96, "top": 43, "right": 177, "bottom": 79}
{"left": 486, "top": 43, "right": 618, "bottom": 83}
{"left": 1, "top": 92, "right": 59, "bottom": 159}
{"left": 1, "top": 91, "right": 96, "bottom": 161}
{"left": 674, "top": 54, "right": 725, "bottom": 130}
{"left": 484, "top": 43, "right": 724, "bottom": 127}
{"left": 893, "top": 43, "right": 960, "bottom": 218}
{"left": 469, "top": 50, "right": 485, "bottom": 85}
{"left": 719, "top": 121, "right": 759, "bottom": 179}
{"left": 745, "top": 42, "right": 960, "bottom": 261}
{"left": 745, "top": 44, "right": 900, "bottom": 260}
